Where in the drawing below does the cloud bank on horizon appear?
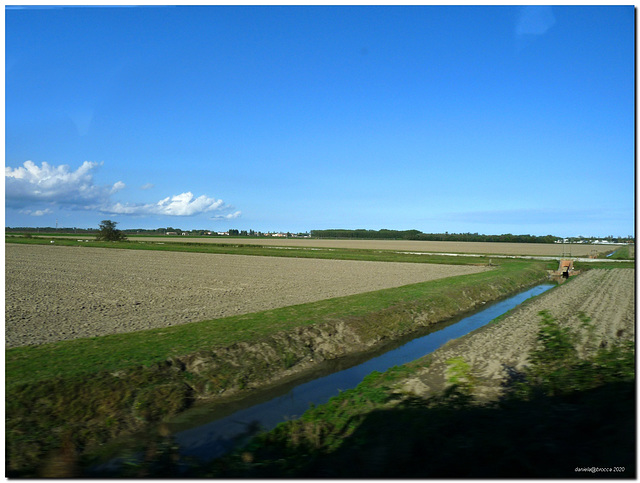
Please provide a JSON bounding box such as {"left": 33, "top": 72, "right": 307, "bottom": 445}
{"left": 5, "top": 160, "right": 241, "bottom": 221}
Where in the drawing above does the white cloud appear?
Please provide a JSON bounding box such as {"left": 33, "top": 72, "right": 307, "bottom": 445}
{"left": 140, "top": 183, "right": 155, "bottom": 190}
{"left": 156, "top": 192, "right": 224, "bottom": 216}
{"left": 104, "top": 192, "right": 238, "bottom": 218}
{"left": 6, "top": 160, "right": 240, "bottom": 220}
{"left": 211, "top": 211, "right": 242, "bottom": 220}
{"left": 5, "top": 160, "right": 122, "bottom": 207}
{"left": 19, "top": 208, "right": 53, "bottom": 216}
{"left": 110, "top": 181, "right": 126, "bottom": 194}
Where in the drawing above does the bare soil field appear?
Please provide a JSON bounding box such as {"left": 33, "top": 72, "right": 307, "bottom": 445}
{"left": 397, "top": 268, "right": 635, "bottom": 402}
{"left": 38, "top": 236, "right": 621, "bottom": 257}
{"left": 5, "top": 244, "right": 488, "bottom": 348}
{"left": 131, "top": 237, "right": 619, "bottom": 257}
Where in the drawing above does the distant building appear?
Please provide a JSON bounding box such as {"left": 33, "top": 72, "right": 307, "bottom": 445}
{"left": 166, "top": 232, "right": 177, "bottom": 236}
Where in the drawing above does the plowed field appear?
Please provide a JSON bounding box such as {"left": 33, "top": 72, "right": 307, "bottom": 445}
{"left": 43, "top": 236, "right": 622, "bottom": 257}
{"left": 5, "top": 244, "right": 488, "bottom": 348}
{"left": 130, "top": 237, "right": 620, "bottom": 257}
{"left": 399, "top": 269, "right": 635, "bottom": 401}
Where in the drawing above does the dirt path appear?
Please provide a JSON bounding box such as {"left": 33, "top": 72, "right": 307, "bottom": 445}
{"left": 5, "top": 244, "right": 487, "bottom": 348}
{"left": 397, "top": 269, "right": 635, "bottom": 402}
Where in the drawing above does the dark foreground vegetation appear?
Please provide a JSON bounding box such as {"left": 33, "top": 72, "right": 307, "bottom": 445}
{"left": 111, "top": 313, "right": 635, "bottom": 479}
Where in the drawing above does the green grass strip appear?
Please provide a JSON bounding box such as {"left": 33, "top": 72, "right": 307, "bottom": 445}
{"left": 6, "top": 259, "right": 547, "bottom": 388}
{"left": 606, "top": 245, "right": 635, "bottom": 260}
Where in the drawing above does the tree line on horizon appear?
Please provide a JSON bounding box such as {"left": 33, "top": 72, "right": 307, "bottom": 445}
{"left": 4, "top": 225, "right": 306, "bottom": 238}
{"left": 309, "top": 229, "right": 632, "bottom": 244}
{"left": 5, "top": 225, "right": 633, "bottom": 244}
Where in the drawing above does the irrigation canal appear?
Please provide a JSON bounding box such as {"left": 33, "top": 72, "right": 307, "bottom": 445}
{"left": 165, "top": 283, "right": 554, "bottom": 462}
{"left": 93, "top": 282, "right": 554, "bottom": 473}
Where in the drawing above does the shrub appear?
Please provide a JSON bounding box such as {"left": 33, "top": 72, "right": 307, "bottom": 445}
{"left": 95, "top": 220, "right": 126, "bottom": 242}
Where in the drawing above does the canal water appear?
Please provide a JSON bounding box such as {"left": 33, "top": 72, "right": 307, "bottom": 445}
{"left": 164, "top": 283, "right": 555, "bottom": 462}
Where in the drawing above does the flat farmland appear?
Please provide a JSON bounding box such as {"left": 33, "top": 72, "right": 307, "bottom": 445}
{"left": 128, "top": 237, "right": 619, "bottom": 257}
{"left": 6, "top": 244, "right": 488, "bottom": 348}
{"left": 400, "top": 268, "right": 635, "bottom": 402}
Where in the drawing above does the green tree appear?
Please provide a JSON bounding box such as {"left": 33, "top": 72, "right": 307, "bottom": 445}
{"left": 96, "top": 220, "right": 127, "bottom": 242}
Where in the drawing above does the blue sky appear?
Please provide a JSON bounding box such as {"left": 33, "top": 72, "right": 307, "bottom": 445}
{"left": 5, "top": 5, "right": 635, "bottom": 237}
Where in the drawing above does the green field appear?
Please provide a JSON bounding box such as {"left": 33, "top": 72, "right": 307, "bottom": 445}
{"left": 606, "top": 244, "right": 635, "bottom": 260}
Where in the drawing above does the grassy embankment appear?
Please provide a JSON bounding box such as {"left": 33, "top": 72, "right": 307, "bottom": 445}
{"left": 573, "top": 260, "right": 635, "bottom": 270}
{"left": 191, "top": 312, "right": 634, "bottom": 479}
{"left": 605, "top": 244, "right": 635, "bottom": 260}
{"left": 6, "top": 238, "right": 556, "bottom": 476}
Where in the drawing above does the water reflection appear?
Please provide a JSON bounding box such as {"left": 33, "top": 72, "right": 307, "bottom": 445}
{"left": 173, "top": 284, "right": 554, "bottom": 461}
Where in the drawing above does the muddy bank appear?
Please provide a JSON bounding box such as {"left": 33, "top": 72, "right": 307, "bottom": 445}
{"left": 394, "top": 269, "right": 635, "bottom": 403}
{"left": 96, "top": 267, "right": 547, "bottom": 411}
{"left": 166, "top": 269, "right": 549, "bottom": 402}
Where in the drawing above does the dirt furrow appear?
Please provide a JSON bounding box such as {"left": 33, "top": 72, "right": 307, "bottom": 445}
{"left": 99, "top": 237, "right": 621, "bottom": 257}
{"left": 396, "top": 269, "right": 635, "bottom": 402}
{"left": 5, "top": 244, "right": 488, "bottom": 348}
